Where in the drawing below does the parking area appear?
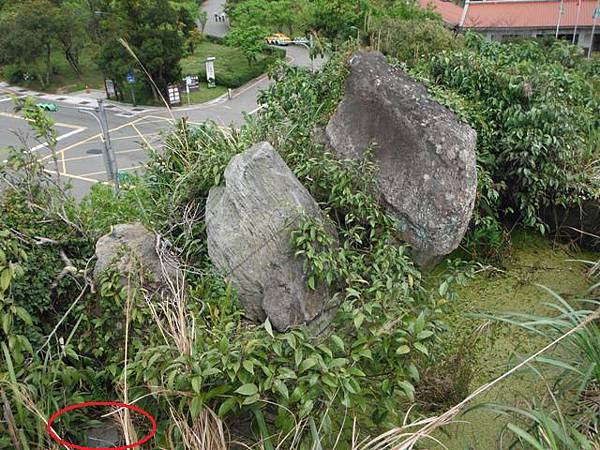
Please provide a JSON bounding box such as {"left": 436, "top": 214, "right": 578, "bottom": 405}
{"left": 40, "top": 115, "right": 185, "bottom": 186}
{"left": 0, "top": 109, "right": 86, "bottom": 162}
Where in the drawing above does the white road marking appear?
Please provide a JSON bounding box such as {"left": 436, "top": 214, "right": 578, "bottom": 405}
{"left": 248, "top": 104, "right": 266, "bottom": 115}
{"left": 30, "top": 127, "right": 87, "bottom": 152}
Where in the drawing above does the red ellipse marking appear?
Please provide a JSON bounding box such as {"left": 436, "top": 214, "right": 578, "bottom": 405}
{"left": 46, "top": 401, "right": 157, "bottom": 450}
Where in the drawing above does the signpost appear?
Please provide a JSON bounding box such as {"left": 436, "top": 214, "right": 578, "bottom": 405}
{"left": 126, "top": 70, "right": 136, "bottom": 106}
{"left": 78, "top": 99, "right": 119, "bottom": 192}
{"left": 205, "top": 57, "right": 216, "bottom": 88}
{"left": 183, "top": 75, "right": 200, "bottom": 104}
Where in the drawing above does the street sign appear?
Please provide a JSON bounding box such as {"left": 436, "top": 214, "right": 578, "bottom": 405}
{"left": 127, "top": 71, "right": 135, "bottom": 84}
{"left": 167, "top": 85, "right": 181, "bottom": 105}
{"left": 185, "top": 75, "right": 200, "bottom": 91}
{"left": 206, "top": 57, "right": 216, "bottom": 88}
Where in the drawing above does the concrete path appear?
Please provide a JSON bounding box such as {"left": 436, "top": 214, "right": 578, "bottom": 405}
{"left": 202, "top": 0, "right": 230, "bottom": 37}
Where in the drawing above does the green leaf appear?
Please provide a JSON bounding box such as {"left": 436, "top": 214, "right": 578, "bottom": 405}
{"left": 353, "top": 312, "right": 365, "bottom": 329}
{"left": 273, "top": 379, "right": 289, "bottom": 399}
{"left": 414, "top": 313, "right": 425, "bottom": 334}
{"left": 396, "top": 345, "right": 410, "bottom": 355}
{"left": 299, "top": 357, "right": 317, "bottom": 373}
{"left": 243, "top": 360, "right": 254, "bottom": 375}
{"left": 330, "top": 334, "right": 344, "bottom": 352}
{"left": 235, "top": 383, "right": 258, "bottom": 396}
{"left": 398, "top": 380, "right": 415, "bottom": 402}
{"left": 329, "top": 358, "right": 349, "bottom": 369}
{"left": 417, "top": 330, "right": 434, "bottom": 341}
{"left": 14, "top": 307, "right": 32, "bottom": 326}
{"left": 191, "top": 376, "right": 202, "bottom": 393}
{"left": 413, "top": 342, "right": 429, "bottom": 356}
{"left": 218, "top": 397, "right": 237, "bottom": 417}
{"left": 308, "top": 275, "right": 316, "bottom": 290}
{"left": 0, "top": 268, "right": 12, "bottom": 291}
{"left": 264, "top": 319, "right": 274, "bottom": 338}
{"left": 242, "top": 393, "right": 260, "bottom": 405}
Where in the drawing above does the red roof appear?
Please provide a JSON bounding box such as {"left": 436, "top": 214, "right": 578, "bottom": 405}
{"left": 420, "top": 0, "right": 600, "bottom": 29}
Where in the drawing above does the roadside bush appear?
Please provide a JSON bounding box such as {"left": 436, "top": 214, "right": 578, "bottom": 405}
{"left": 374, "top": 18, "right": 462, "bottom": 67}
{"left": 2, "top": 64, "right": 26, "bottom": 84}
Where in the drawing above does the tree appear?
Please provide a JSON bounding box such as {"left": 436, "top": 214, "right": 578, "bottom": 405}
{"left": 0, "top": 0, "right": 60, "bottom": 86}
{"left": 97, "top": 0, "right": 185, "bottom": 101}
{"left": 53, "top": 3, "right": 88, "bottom": 75}
{"left": 198, "top": 10, "right": 208, "bottom": 33}
{"left": 225, "top": 25, "right": 268, "bottom": 64}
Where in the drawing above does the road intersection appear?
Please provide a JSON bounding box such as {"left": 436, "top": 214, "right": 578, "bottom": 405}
{"left": 0, "top": 43, "right": 321, "bottom": 197}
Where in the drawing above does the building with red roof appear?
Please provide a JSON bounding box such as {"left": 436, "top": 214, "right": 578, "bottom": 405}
{"left": 419, "top": 0, "right": 600, "bottom": 54}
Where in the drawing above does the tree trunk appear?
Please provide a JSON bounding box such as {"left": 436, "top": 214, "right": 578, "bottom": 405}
{"left": 45, "top": 44, "right": 52, "bottom": 86}
{"left": 65, "top": 49, "right": 81, "bottom": 76}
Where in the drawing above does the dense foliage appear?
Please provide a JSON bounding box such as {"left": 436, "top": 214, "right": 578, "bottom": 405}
{"left": 408, "top": 35, "right": 600, "bottom": 256}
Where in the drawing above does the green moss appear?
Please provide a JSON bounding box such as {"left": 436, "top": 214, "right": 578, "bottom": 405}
{"left": 432, "top": 230, "right": 598, "bottom": 448}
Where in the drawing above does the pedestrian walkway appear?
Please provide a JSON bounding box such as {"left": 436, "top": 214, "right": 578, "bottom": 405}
{"left": 0, "top": 82, "right": 156, "bottom": 116}
{"left": 202, "top": 0, "right": 230, "bottom": 37}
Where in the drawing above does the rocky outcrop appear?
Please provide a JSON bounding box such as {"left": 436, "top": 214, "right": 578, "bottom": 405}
{"left": 94, "top": 223, "right": 181, "bottom": 290}
{"left": 325, "top": 51, "right": 477, "bottom": 266}
{"left": 205, "top": 142, "right": 336, "bottom": 331}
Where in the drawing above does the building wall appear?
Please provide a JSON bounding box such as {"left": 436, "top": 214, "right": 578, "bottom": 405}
{"left": 483, "top": 27, "right": 599, "bottom": 52}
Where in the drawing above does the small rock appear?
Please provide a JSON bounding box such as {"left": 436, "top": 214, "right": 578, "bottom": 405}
{"left": 94, "top": 223, "right": 182, "bottom": 290}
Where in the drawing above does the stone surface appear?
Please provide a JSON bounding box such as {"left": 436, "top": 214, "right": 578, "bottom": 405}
{"left": 206, "top": 142, "right": 335, "bottom": 331}
{"left": 325, "top": 51, "right": 477, "bottom": 266}
{"left": 94, "top": 223, "right": 181, "bottom": 289}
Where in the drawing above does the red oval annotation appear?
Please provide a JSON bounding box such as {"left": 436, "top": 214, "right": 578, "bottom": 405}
{"left": 46, "top": 401, "right": 156, "bottom": 450}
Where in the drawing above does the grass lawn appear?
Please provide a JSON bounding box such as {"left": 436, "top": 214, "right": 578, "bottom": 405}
{"left": 0, "top": 46, "right": 105, "bottom": 94}
{"left": 184, "top": 84, "right": 228, "bottom": 104}
{"left": 181, "top": 41, "right": 278, "bottom": 88}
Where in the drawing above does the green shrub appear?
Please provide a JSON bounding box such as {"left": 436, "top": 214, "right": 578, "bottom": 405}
{"left": 414, "top": 34, "right": 600, "bottom": 248}
{"left": 2, "top": 64, "right": 26, "bottom": 84}
{"left": 374, "top": 18, "right": 462, "bottom": 67}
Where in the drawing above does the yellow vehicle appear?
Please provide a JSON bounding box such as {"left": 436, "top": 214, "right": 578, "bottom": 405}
{"left": 266, "top": 33, "right": 291, "bottom": 46}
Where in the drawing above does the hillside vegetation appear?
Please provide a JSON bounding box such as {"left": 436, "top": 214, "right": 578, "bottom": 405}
{"left": 0, "top": 0, "right": 599, "bottom": 449}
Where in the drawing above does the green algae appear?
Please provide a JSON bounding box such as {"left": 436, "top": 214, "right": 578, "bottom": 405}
{"left": 431, "top": 230, "right": 599, "bottom": 449}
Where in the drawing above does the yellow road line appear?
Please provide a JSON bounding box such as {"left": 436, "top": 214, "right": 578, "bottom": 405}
{"left": 131, "top": 123, "right": 156, "bottom": 150}
{"left": 44, "top": 169, "right": 99, "bottom": 183}
{"left": 39, "top": 132, "right": 102, "bottom": 161}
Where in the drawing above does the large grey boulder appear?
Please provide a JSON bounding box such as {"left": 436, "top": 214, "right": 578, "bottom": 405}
{"left": 206, "top": 142, "right": 335, "bottom": 331}
{"left": 94, "top": 223, "right": 181, "bottom": 290}
{"left": 325, "top": 51, "right": 477, "bottom": 266}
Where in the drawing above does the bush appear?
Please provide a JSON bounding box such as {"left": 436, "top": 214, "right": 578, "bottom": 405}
{"left": 414, "top": 34, "right": 600, "bottom": 248}
{"left": 374, "top": 18, "right": 462, "bottom": 67}
{"left": 3, "top": 64, "right": 26, "bottom": 84}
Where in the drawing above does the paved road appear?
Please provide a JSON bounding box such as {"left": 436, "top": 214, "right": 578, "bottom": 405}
{"left": 0, "top": 2, "right": 323, "bottom": 198}
{"left": 202, "top": 0, "right": 229, "bottom": 37}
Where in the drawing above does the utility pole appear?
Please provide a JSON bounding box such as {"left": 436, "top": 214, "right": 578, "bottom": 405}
{"left": 79, "top": 99, "right": 120, "bottom": 192}
{"left": 556, "top": 0, "right": 564, "bottom": 38}
{"left": 590, "top": 0, "right": 600, "bottom": 59}
{"left": 573, "top": 0, "right": 582, "bottom": 44}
